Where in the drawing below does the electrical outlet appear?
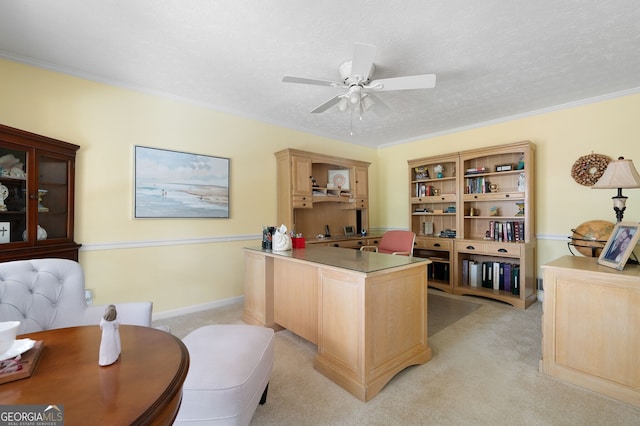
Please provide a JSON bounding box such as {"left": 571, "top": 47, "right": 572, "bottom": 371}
{"left": 85, "top": 289, "right": 94, "bottom": 305}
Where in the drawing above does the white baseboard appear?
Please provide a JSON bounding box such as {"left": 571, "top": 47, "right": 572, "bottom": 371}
{"left": 152, "top": 295, "right": 244, "bottom": 321}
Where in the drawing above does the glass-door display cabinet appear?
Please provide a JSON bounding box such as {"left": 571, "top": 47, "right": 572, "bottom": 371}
{"left": 0, "top": 124, "right": 80, "bottom": 262}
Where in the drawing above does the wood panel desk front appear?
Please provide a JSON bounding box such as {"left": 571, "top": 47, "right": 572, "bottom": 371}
{"left": 541, "top": 256, "right": 640, "bottom": 408}
{"left": 0, "top": 325, "right": 189, "bottom": 425}
{"left": 243, "top": 245, "right": 432, "bottom": 401}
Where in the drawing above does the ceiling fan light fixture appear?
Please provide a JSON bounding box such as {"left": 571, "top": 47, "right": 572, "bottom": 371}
{"left": 348, "top": 86, "right": 362, "bottom": 105}
{"left": 337, "top": 97, "right": 349, "bottom": 112}
{"left": 361, "top": 94, "right": 374, "bottom": 111}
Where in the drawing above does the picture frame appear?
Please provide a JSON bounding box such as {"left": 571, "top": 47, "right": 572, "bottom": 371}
{"left": 0, "top": 222, "right": 10, "bottom": 243}
{"left": 328, "top": 169, "right": 350, "bottom": 190}
{"left": 495, "top": 164, "right": 513, "bottom": 172}
{"left": 344, "top": 225, "right": 355, "bottom": 237}
{"left": 597, "top": 222, "right": 640, "bottom": 270}
{"left": 134, "top": 146, "right": 230, "bottom": 218}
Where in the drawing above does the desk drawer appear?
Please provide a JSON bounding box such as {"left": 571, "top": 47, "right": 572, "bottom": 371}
{"left": 292, "top": 195, "right": 312, "bottom": 208}
{"left": 483, "top": 241, "right": 523, "bottom": 257}
{"left": 415, "top": 238, "right": 453, "bottom": 251}
{"left": 456, "top": 240, "right": 522, "bottom": 257}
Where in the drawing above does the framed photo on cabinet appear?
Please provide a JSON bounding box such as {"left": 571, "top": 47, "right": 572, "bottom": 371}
{"left": 328, "top": 169, "right": 350, "bottom": 190}
{"left": 597, "top": 222, "right": 640, "bottom": 270}
{"left": 134, "top": 146, "right": 230, "bottom": 218}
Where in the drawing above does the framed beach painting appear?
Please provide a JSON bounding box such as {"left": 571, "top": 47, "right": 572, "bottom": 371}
{"left": 134, "top": 146, "right": 230, "bottom": 218}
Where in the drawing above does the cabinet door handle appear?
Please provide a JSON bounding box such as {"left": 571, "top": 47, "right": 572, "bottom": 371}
{"left": 332, "top": 243, "right": 339, "bottom": 247}
{"left": 498, "top": 248, "right": 508, "bottom": 253}
{"left": 474, "top": 195, "right": 478, "bottom": 199}
{"left": 466, "top": 245, "right": 476, "bottom": 250}
{"left": 29, "top": 194, "right": 37, "bottom": 199}
{"left": 434, "top": 243, "right": 441, "bottom": 247}
{"left": 505, "top": 194, "right": 510, "bottom": 198}
{"left": 358, "top": 241, "right": 363, "bottom": 245}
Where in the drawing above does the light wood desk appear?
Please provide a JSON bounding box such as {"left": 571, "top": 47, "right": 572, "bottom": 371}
{"left": 541, "top": 256, "right": 640, "bottom": 408}
{"left": 0, "top": 325, "right": 189, "bottom": 425}
{"left": 243, "top": 245, "right": 432, "bottom": 401}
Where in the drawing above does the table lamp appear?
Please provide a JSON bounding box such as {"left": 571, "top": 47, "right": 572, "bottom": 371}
{"left": 592, "top": 156, "right": 640, "bottom": 222}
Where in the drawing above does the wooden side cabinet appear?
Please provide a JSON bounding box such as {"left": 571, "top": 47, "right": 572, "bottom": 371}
{"left": 541, "top": 256, "right": 640, "bottom": 408}
{"left": 0, "top": 124, "right": 80, "bottom": 262}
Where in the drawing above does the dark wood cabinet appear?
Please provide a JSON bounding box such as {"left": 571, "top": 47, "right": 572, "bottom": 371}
{"left": 0, "top": 124, "right": 80, "bottom": 262}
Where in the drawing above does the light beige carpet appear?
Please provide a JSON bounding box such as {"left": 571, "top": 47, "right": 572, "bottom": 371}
{"left": 154, "top": 291, "right": 640, "bottom": 425}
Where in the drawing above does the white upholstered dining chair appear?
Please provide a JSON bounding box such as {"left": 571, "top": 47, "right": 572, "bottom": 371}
{"left": 0, "top": 258, "right": 152, "bottom": 334}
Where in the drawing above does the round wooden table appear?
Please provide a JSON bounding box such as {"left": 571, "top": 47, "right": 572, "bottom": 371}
{"left": 0, "top": 325, "right": 189, "bottom": 425}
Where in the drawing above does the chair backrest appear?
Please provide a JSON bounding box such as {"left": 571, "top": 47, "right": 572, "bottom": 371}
{"left": 0, "top": 258, "right": 153, "bottom": 335}
{"left": 377, "top": 230, "right": 416, "bottom": 256}
{"left": 0, "top": 258, "right": 88, "bottom": 334}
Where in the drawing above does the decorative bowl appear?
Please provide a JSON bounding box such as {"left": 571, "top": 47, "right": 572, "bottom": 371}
{"left": 0, "top": 321, "right": 20, "bottom": 355}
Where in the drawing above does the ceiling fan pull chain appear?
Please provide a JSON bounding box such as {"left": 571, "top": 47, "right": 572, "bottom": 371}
{"left": 350, "top": 109, "right": 354, "bottom": 136}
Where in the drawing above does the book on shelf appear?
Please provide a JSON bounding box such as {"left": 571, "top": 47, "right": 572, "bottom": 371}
{"left": 465, "top": 176, "right": 490, "bottom": 194}
{"left": 465, "top": 167, "right": 489, "bottom": 175}
{"left": 518, "top": 221, "right": 524, "bottom": 241}
{"left": 486, "top": 220, "right": 525, "bottom": 242}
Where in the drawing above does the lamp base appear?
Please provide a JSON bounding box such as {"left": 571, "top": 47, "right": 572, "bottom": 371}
{"left": 612, "top": 191, "right": 628, "bottom": 222}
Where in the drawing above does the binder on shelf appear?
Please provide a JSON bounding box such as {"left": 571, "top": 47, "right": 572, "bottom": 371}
{"left": 503, "top": 263, "right": 512, "bottom": 292}
{"left": 511, "top": 265, "right": 520, "bottom": 295}
{"left": 469, "top": 261, "right": 481, "bottom": 287}
{"left": 482, "top": 262, "right": 494, "bottom": 288}
{"left": 462, "top": 259, "right": 469, "bottom": 286}
{"left": 493, "top": 261, "right": 501, "bottom": 290}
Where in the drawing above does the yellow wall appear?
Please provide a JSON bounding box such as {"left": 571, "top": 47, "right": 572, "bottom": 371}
{"left": 377, "top": 94, "right": 640, "bottom": 272}
{"left": 0, "top": 59, "right": 377, "bottom": 312}
{"left": 2, "top": 58, "right": 639, "bottom": 312}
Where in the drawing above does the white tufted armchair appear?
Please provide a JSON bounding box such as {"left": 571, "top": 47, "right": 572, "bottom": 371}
{"left": 0, "top": 258, "right": 153, "bottom": 335}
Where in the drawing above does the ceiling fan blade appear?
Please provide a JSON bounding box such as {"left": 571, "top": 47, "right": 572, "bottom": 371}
{"left": 364, "top": 93, "right": 391, "bottom": 116}
{"left": 368, "top": 74, "right": 436, "bottom": 91}
{"left": 310, "top": 94, "right": 343, "bottom": 113}
{"left": 350, "top": 43, "right": 376, "bottom": 81}
{"left": 282, "top": 75, "right": 342, "bottom": 87}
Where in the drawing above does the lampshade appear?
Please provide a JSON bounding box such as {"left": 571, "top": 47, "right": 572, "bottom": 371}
{"left": 592, "top": 157, "right": 640, "bottom": 189}
{"left": 592, "top": 156, "right": 640, "bottom": 222}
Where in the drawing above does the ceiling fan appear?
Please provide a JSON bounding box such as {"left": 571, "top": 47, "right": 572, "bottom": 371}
{"left": 282, "top": 42, "right": 436, "bottom": 117}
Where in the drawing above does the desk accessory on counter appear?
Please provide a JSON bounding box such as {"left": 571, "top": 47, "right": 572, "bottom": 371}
{"left": 272, "top": 224, "right": 292, "bottom": 251}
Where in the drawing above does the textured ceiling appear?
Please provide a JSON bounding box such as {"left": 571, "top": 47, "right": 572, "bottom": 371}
{"left": 1, "top": 0, "right": 639, "bottom": 148}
